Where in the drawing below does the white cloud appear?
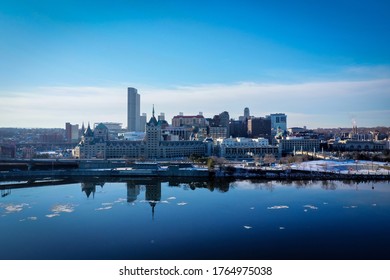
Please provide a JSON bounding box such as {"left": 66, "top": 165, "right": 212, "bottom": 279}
{"left": 0, "top": 78, "right": 389, "bottom": 128}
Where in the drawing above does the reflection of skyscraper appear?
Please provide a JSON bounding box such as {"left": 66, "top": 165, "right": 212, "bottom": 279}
{"left": 126, "top": 182, "right": 140, "bottom": 203}
{"left": 145, "top": 181, "right": 162, "bottom": 220}
{"left": 127, "top": 87, "right": 140, "bottom": 132}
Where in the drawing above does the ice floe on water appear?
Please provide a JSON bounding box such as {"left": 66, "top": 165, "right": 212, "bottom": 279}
{"left": 343, "top": 205, "right": 358, "bottom": 209}
{"left": 4, "top": 203, "right": 29, "bottom": 213}
{"left": 46, "top": 213, "right": 60, "bottom": 218}
{"left": 101, "top": 202, "right": 113, "bottom": 206}
{"left": 250, "top": 207, "right": 255, "bottom": 210}
{"left": 303, "top": 205, "right": 318, "bottom": 210}
{"left": 52, "top": 204, "right": 75, "bottom": 213}
{"left": 279, "top": 227, "right": 285, "bottom": 230}
{"left": 95, "top": 202, "right": 114, "bottom": 211}
{"left": 46, "top": 204, "right": 76, "bottom": 217}
{"left": 243, "top": 226, "right": 252, "bottom": 229}
{"left": 95, "top": 206, "right": 112, "bottom": 211}
{"left": 177, "top": 202, "right": 187, "bottom": 206}
{"left": 20, "top": 216, "right": 37, "bottom": 222}
{"left": 114, "top": 198, "right": 127, "bottom": 203}
{"left": 267, "top": 205, "right": 289, "bottom": 210}
{"left": 167, "top": 197, "right": 176, "bottom": 200}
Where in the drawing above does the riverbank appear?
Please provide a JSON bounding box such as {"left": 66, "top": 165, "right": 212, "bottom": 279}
{"left": 0, "top": 159, "right": 389, "bottom": 181}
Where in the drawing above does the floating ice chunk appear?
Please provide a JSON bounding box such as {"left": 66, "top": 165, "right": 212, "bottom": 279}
{"left": 52, "top": 204, "right": 75, "bottom": 213}
{"left": 250, "top": 207, "right": 255, "bottom": 210}
{"left": 177, "top": 202, "right": 187, "bottom": 206}
{"left": 267, "top": 205, "right": 289, "bottom": 210}
{"left": 279, "top": 227, "right": 285, "bottom": 230}
{"left": 114, "top": 198, "right": 127, "bottom": 203}
{"left": 5, "top": 203, "right": 29, "bottom": 213}
{"left": 101, "top": 202, "right": 113, "bottom": 206}
{"left": 160, "top": 200, "right": 169, "bottom": 204}
{"left": 167, "top": 197, "right": 176, "bottom": 200}
{"left": 46, "top": 213, "right": 60, "bottom": 218}
{"left": 303, "top": 205, "right": 318, "bottom": 210}
{"left": 27, "top": 216, "right": 37, "bottom": 221}
{"left": 323, "top": 202, "right": 328, "bottom": 205}
{"left": 372, "top": 204, "right": 377, "bottom": 207}
{"left": 243, "top": 226, "right": 252, "bottom": 229}
{"left": 304, "top": 209, "right": 308, "bottom": 212}
{"left": 343, "top": 205, "right": 358, "bottom": 209}
{"left": 95, "top": 206, "right": 112, "bottom": 211}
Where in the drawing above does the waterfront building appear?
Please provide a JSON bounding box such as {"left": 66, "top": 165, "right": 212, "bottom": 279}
{"left": 331, "top": 139, "right": 386, "bottom": 152}
{"left": 73, "top": 109, "right": 206, "bottom": 160}
{"left": 73, "top": 123, "right": 107, "bottom": 159}
{"left": 277, "top": 137, "right": 321, "bottom": 154}
{"left": 127, "top": 87, "right": 141, "bottom": 132}
{"left": 217, "top": 137, "right": 278, "bottom": 160}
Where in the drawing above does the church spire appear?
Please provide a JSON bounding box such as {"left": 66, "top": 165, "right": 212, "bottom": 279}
{"left": 152, "top": 104, "right": 155, "bottom": 117}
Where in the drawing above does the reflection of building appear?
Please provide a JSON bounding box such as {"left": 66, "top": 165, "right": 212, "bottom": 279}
{"left": 126, "top": 182, "right": 140, "bottom": 203}
{"left": 145, "top": 181, "right": 162, "bottom": 219}
{"left": 126, "top": 179, "right": 162, "bottom": 219}
{"left": 81, "top": 181, "right": 105, "bottom": 198}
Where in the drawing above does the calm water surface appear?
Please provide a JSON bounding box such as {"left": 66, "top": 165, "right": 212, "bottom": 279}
{"left": 1, "top": 178, "right": 389, "bottom": 260}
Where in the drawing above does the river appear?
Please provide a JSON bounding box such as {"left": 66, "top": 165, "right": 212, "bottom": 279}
{"left": 0, "top": 178, "right": 389, "bottom": 259}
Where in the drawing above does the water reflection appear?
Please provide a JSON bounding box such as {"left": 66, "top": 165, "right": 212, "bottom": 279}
{"left": 1, "top": 177, "right": 388, "bottom": 198}
{"left": 0, "top": 177, "right": 389, "bottom": 260}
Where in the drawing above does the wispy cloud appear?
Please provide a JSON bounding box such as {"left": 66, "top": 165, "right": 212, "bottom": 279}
{"left": 0, "top": 78, "right": 389, "bottom": 128}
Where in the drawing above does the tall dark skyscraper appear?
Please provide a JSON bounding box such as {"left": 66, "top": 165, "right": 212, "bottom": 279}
{"left": 127, "top": 87, "right": 140, "bottom": 131}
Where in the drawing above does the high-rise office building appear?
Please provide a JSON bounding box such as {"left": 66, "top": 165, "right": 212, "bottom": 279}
{"left": 65, "top": 122, "right": 80, "bottom": 143}
{"left": 127, "top": 87, "right": 140, "bottom": 131}
{"left": 139, "top": 113, "right": 147, "bottom": 132}
{"left": 247, "top": 117, "right": 271, "bottom": 140}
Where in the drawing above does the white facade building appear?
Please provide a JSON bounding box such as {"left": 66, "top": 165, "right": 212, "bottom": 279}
{"left": 217, "top": 137, "right": 278, "bottom": 159}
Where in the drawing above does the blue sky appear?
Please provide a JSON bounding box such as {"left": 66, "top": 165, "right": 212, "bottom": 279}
{"left": 0, "top": 0, "right": 389, "bottom": 128}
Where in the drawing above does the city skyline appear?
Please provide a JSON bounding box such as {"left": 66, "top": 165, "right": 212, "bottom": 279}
{"left": 0, "top": 1, "right": 389, "bottom": 128}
